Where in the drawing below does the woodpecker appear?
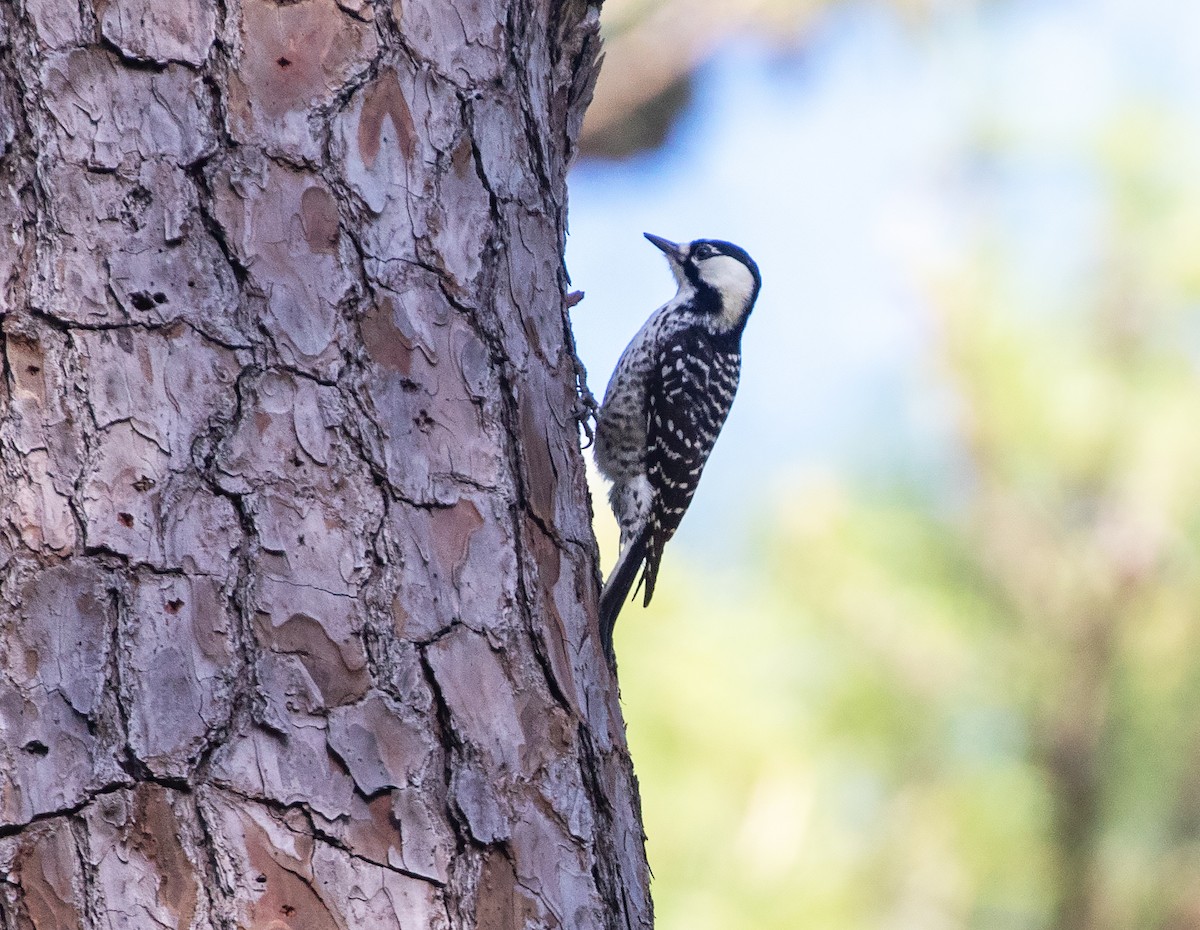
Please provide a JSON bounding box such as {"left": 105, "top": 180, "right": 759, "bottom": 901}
{"left": 595, "top": 233, "right": 761, "bottom": 648}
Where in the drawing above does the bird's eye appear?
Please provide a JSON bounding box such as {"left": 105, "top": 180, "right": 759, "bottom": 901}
{"left": 694, "top": 244, "right": 714, "bottom": 259}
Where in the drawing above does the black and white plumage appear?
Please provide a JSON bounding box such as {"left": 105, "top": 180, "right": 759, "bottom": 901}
{"left": 594, "top": 233, "right": 762, "bottom": 647}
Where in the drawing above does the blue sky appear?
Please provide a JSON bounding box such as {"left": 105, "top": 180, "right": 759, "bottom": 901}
{"left": 566, "top": 0, "right": 1200, "bottom": 556}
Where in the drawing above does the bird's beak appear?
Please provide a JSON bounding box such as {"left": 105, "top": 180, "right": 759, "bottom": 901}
{"left": 644, "top": 233, "right": 683, "bottom": 262}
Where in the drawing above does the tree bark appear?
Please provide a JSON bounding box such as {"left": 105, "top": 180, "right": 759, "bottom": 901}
{"left": 0, "top": 1, "right": 651, "bottom": 927}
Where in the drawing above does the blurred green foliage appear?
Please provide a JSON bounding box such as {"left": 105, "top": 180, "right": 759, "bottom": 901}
{"left": 607, "top": 101, "right": 1200, "bottom": 930}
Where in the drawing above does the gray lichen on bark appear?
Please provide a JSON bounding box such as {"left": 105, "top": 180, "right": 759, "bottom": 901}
{"left": 0, "top": 0, "right": 649, "bottom": 927}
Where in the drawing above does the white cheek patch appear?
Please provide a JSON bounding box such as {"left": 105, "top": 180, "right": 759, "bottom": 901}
{"left": 700, "top": 255, "right": 757, "bottom": 330}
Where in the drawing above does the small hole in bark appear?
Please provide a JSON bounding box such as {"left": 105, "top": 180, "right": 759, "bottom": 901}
{"left": 187, "top": 280, "right": 196, "bottom": 288}
{"left": 117, "top": 512, "right": 134, "bottom": 528}
{"left": 297, "top": 534, "right": 306, "bottom": 546}
{"left": 281, "top": 905, "right": 296, "bottom": 916}
{"left": 23, "top": 740, "right": 49, "bottom": 756}
{"left": 277, "top": 57, "right": 292, "bottom": 67}
{"left": 399, "top": 378, "right": 419, "bottom": 393}
{"left": 132, "top": 475, "right": 155, "bottom": 492}
{"left": 165, "top": 599, "right": 185, "bottom": 614}
{"left": 255, "top": 875, "right": 267, "bottom": 884}
{"left": 26, "top": 365, "right": 40, "bottom": 375}
{"left": 414, "top": 410, "right": 434, "bottom": 432}
{"left": 130, "top": 292, "right": 155, "bottom": 311}
{"left": 153, "top": 292, "right": 168, "bottom": 304}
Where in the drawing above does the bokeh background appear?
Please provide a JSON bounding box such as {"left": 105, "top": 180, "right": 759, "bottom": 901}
{"left": 564, "top": 0, "right": 1200, "bottom": 928}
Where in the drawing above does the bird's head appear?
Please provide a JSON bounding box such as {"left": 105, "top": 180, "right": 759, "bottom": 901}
{"left": 645, "top": 233, "right": 761, "bottom": 334}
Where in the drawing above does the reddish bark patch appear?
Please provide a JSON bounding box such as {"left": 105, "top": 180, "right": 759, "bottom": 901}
{"left": 475, "top": 848, "right": 539, "bottom": 930}
{"left": 13, "top": 825, "right": 85, "bottom": 930}
{"left": 242, "top": 814, "right": 339, "bottom": 930}
{"left": 430, "top": 499, "right": 484, "bottom": 577}
{"left": 260, "top": 612, "right": 370, "bottom": 707}
{"left": 342, "top": 794, "right": 403, "bottom": 865}
{"left": 519, "top": 390, "right": 557, "bottom": 525}
{"left": 299, "top": 186, "right": 340, "bottom": 255}
{"left": 451, "top": 133, "right": 475, "bottom": 182}
{"left": 236, "top": 0, "right": 344, "bottom": 119}
{"left": 357, "top": 69, "right": 416, "bottom": 168}
{"left": 6, "top": 335, "right": 47, "bottom": 406}
{"left": 360, "top": 298, "right": 415, "bottom": 375}
{"left": 130, "top": 785, "right": 199, "bottom": 930}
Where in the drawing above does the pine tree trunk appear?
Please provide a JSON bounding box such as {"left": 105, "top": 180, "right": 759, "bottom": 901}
{"left": 0, "top": 1, "right": 651, "bottom": 927}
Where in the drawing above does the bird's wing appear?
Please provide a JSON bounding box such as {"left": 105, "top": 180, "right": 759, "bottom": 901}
{"left": 638, "top": 328, "right": 740, "bottom": 605}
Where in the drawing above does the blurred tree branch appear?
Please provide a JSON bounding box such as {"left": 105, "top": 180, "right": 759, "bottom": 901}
{"left": 582, "top": 0, "right": 988, "bottom": 159}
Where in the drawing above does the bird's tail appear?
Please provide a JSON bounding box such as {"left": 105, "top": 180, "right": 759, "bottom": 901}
{"left": 599, "top": 530, "right": 649, "bottom": 655}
